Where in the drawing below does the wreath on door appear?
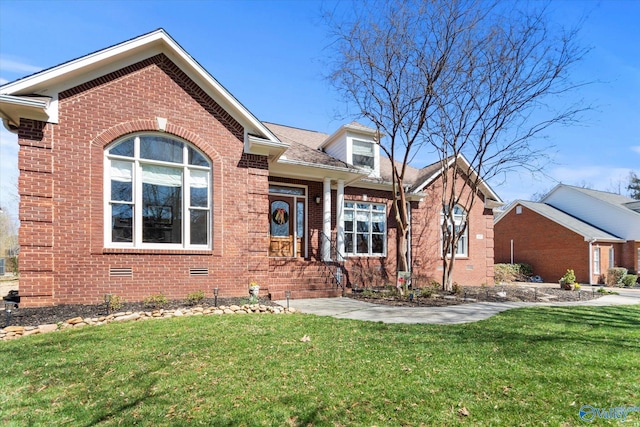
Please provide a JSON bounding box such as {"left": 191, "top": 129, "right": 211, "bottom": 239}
{"left": 272, "top": 208, "right": 289, "bottom": 225}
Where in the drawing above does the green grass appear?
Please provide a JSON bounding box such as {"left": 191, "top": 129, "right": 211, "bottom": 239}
{"left": 1, "top": 306, "right": 639, "bottom": 426}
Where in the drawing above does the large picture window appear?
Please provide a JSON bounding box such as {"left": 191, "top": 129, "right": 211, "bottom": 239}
{"left": 105, "top": 134, "right": 211, "bottom": 249}
{"left": 441, "top": 205, "right": 468, "bottom": 257}
{"left": 344, "top": 202, "right": 386, "bottom": 256}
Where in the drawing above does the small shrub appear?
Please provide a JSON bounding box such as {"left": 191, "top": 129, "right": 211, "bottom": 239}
{"left": 420, "top": 286, "right": 435, "bottom": 298}
{"left": 560, "top": 269, "right": 576, "bottom": 285}
{"left": 494, "top": 264, "right": 517, "bottom": 283}
{"left": 606, "top": 267, "right": 628, "bottom": 287}
{"left": 494, "top": 263, "right": 532, "bottom": 283}
{"left": 622, "top": 274, "right": 638, "bottom": 287}
{"left": 8, "top": 256, "right": 18, "bottom": 275}
{"left": 186, "top": 290, "right": 206, "bottom": 305}
{"left": 452, "top": 282, "right": 463, "bottom": 296}
{"left": 574, "top": 283, "right": 581, "bottom": 291}
{"left": 517, "top": 263, "right": 533, "bottom": 278}
{"left": 144, "top": 293, "right": 168, "bottom": 308}
{"left": 108, "top": 294, "right": 124, "bottom": 311}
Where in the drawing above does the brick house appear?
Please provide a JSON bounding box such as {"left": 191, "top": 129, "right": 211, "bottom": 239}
{"left": 0, "top": 30, "right": 501, "bottom": 307}
{"left": 494, "top": 184, "right": 640, "bottom": 284}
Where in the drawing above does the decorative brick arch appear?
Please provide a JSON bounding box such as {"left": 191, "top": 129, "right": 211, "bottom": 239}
{"left": 90, "top": 120, "right": 224, "bottom": 256}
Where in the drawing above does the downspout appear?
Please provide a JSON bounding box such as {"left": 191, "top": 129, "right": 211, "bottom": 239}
{"left": 588, "top": 238, "right": 596, "bottom": 285}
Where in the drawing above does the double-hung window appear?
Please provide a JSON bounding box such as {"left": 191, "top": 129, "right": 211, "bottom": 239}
{"left": 352, "top": 140, "right": 375, "bottom": 169}
{"left": 105, "top": 134, "right": 211, "bottom": 249}
{"left": 441, "top": 205, "right": 468, "bottom": 257}
{"left": 344, "top": 202, "right": 386, "bottom": 256}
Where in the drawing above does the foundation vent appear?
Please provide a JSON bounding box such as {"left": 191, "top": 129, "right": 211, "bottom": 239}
{"left": 109, "top": 267, "right": 133, "bottom": 277}
{"left": 190, "top": 268, "right": 209, "bottom": 276}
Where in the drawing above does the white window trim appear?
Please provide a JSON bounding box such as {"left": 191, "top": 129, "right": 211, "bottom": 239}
{"left": 608, "top": 247, "right": 615, "bottom": 269}
{"left": 348, "top": 138, "right": 380, "bottom": 177}
{"left": 593, "top": 247, "right": 601, "bottom": 275}
{"left": 441, "top": 205, "right": 468, "bottom": 258}
{"left": 343, "top": 201, "right": 387, "bottom": 257}
{"left": 104, "top": 133, "right": 212, "bottom": 250}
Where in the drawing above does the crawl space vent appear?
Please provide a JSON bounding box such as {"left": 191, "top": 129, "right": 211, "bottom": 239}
{"left": 109, "top": 267, "right": 133, "bottom": 277}
{"left": 190, "top": 268, "right": 209, "bottom": 276}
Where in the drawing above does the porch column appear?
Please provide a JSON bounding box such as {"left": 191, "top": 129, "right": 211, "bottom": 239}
{"left": 322, "top": 178, "right": 332, "bottom": 261}
{"left": 336, "top": 179, "right": 345, "bottom": 261}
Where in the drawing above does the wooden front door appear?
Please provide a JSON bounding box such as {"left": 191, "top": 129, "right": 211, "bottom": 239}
{"left": 269, "top": 195, "right": 304, "bottom": 257}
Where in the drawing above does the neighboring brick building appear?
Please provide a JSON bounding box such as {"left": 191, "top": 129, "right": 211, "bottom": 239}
{"left": 495, "top": 185, "right": 640, "bottom": 284}
{"left": 0, "top": 30, "right": 501, "bottom": 307}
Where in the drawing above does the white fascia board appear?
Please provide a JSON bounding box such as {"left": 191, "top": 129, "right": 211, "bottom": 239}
{"left": 319, "top": 123, "right": 379, "bottom": 150}
{"left": 411, "top": 157, "right": 455, "bottom": 193}
{"left": 271, "top": 159, "right": 366, "bottom": 184}
{"left": 412, "top": 154, "right": 503, "bottom": 204}
{"left": 493, "top": 200, "right": 521, "bottom": 223}
{"left": 518, "top": 201, "right": 623, "bottom": 242}
{"left": 0, "top": 29, "right": 279, "bottom": 143}
{"left": 245, "top": 134, "right": 288, "bottom": 159}
{"left": 0, "top": 94, "right": 51, "bottom": 127}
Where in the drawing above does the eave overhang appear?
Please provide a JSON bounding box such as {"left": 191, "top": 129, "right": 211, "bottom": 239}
{"left": 0, "top": 94, "right": 51, "bottom": 131}
{"left": 246, "top": 134, "right": 289, "bottom": 161}
{"left": 270, "top": 158, "right": 366, "bottom": 185}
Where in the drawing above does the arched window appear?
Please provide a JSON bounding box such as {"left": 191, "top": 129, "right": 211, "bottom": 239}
{"left": 441, "top": 204, "right": 468, "bottom": 257}
{"left": 105, "top": 133, "right": 211, "bottom": 249}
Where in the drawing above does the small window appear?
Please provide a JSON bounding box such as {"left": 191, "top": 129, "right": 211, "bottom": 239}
{"left": 515, "top": 206, "right": 522, "bottom": 215}
{"left": 352, "top": 140, "right": 374, "bottom": 169}
{"left": 441, "top": 205, "right": 468, "bottom": 257}
{"left": 344, "top": 202, "right": 386, "bottom": 256}
{"left": 593, "top": 247, "right": 601, "bottom": 275}
{"left": 608, "top": 247, "right": 615, "bottom": 269}
{"left": 105, "top": 134, "right": 211, "bottom": 249}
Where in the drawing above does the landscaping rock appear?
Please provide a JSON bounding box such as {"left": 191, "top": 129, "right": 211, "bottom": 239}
{"left": 66, "top": 317, "right": 84, "bottom": 325}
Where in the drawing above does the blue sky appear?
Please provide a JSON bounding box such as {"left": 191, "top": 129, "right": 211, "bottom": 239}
{"left": 1, "top": 0, "right": 639, "bottom": 223}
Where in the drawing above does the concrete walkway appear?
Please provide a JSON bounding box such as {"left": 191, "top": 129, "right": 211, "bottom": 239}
{"left": 276, "top": 287, "right": 640, "bottom": 324}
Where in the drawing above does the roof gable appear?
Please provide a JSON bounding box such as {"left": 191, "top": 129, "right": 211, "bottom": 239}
{"left": 0, "top": 29, "right": 286, "bottom": 158}
{"left": 496, "top": 200, "right": 624, "bottom": 242}
{"left": 541, "top": 184, "right": 640, "bottom": 240}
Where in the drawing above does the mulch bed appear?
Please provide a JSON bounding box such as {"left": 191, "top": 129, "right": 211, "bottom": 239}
{"left": 2, "top": 297, "right": 279, "bottom": 328}
{"left": 348, "top": 284, "right": 600, "bottom": 307}
{"left": 2, "top": 285, "right": 604, "bottom": 328}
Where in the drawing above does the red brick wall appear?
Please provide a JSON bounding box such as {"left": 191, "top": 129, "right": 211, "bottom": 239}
{"left": 411, "top": 171, "right": 495, "bottom": 287}
{"left": 494, "top": 204, "right": 592, "bottom": 283}
{"left": 17, "top": 54, "right": 270, "bottom": 306}
{"left": 265, "top": 176, "right": 495, "bottom": 289}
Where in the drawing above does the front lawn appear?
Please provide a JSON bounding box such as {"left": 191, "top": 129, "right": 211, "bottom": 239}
{"left": 1, "top": 305, "right": 639, "bottom": 426}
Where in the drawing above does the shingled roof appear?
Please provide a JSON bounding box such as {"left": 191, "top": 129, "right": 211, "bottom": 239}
{"left": 506, "top": 200, "right": 624, "bottom": 242}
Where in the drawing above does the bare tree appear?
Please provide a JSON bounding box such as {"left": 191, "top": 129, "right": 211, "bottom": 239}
{"left": 327, "top": 0, "right": 588, "bottom": 291}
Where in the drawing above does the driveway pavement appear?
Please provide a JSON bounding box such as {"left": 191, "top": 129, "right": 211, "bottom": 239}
{"left": 277, "top": 286, "right": 640, "bottom": 324}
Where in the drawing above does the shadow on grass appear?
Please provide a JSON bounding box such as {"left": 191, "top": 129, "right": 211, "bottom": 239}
{"left": 443, "top": 305, "right": 640, "bottom": 353}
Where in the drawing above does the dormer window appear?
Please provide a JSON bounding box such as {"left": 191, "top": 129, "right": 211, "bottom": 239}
{"left": 352, "top": 140, "right": 374, "bottom": 169}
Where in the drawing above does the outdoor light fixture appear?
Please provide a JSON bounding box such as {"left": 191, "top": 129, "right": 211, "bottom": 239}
{"left": 285, "top": 290, "right": 291, "bottom": 309}
{"left": 213, "top": 288, "right": 219, "bottom": 307}
{"left": 315, "top": 195, "right": 322, "bottom": 205}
